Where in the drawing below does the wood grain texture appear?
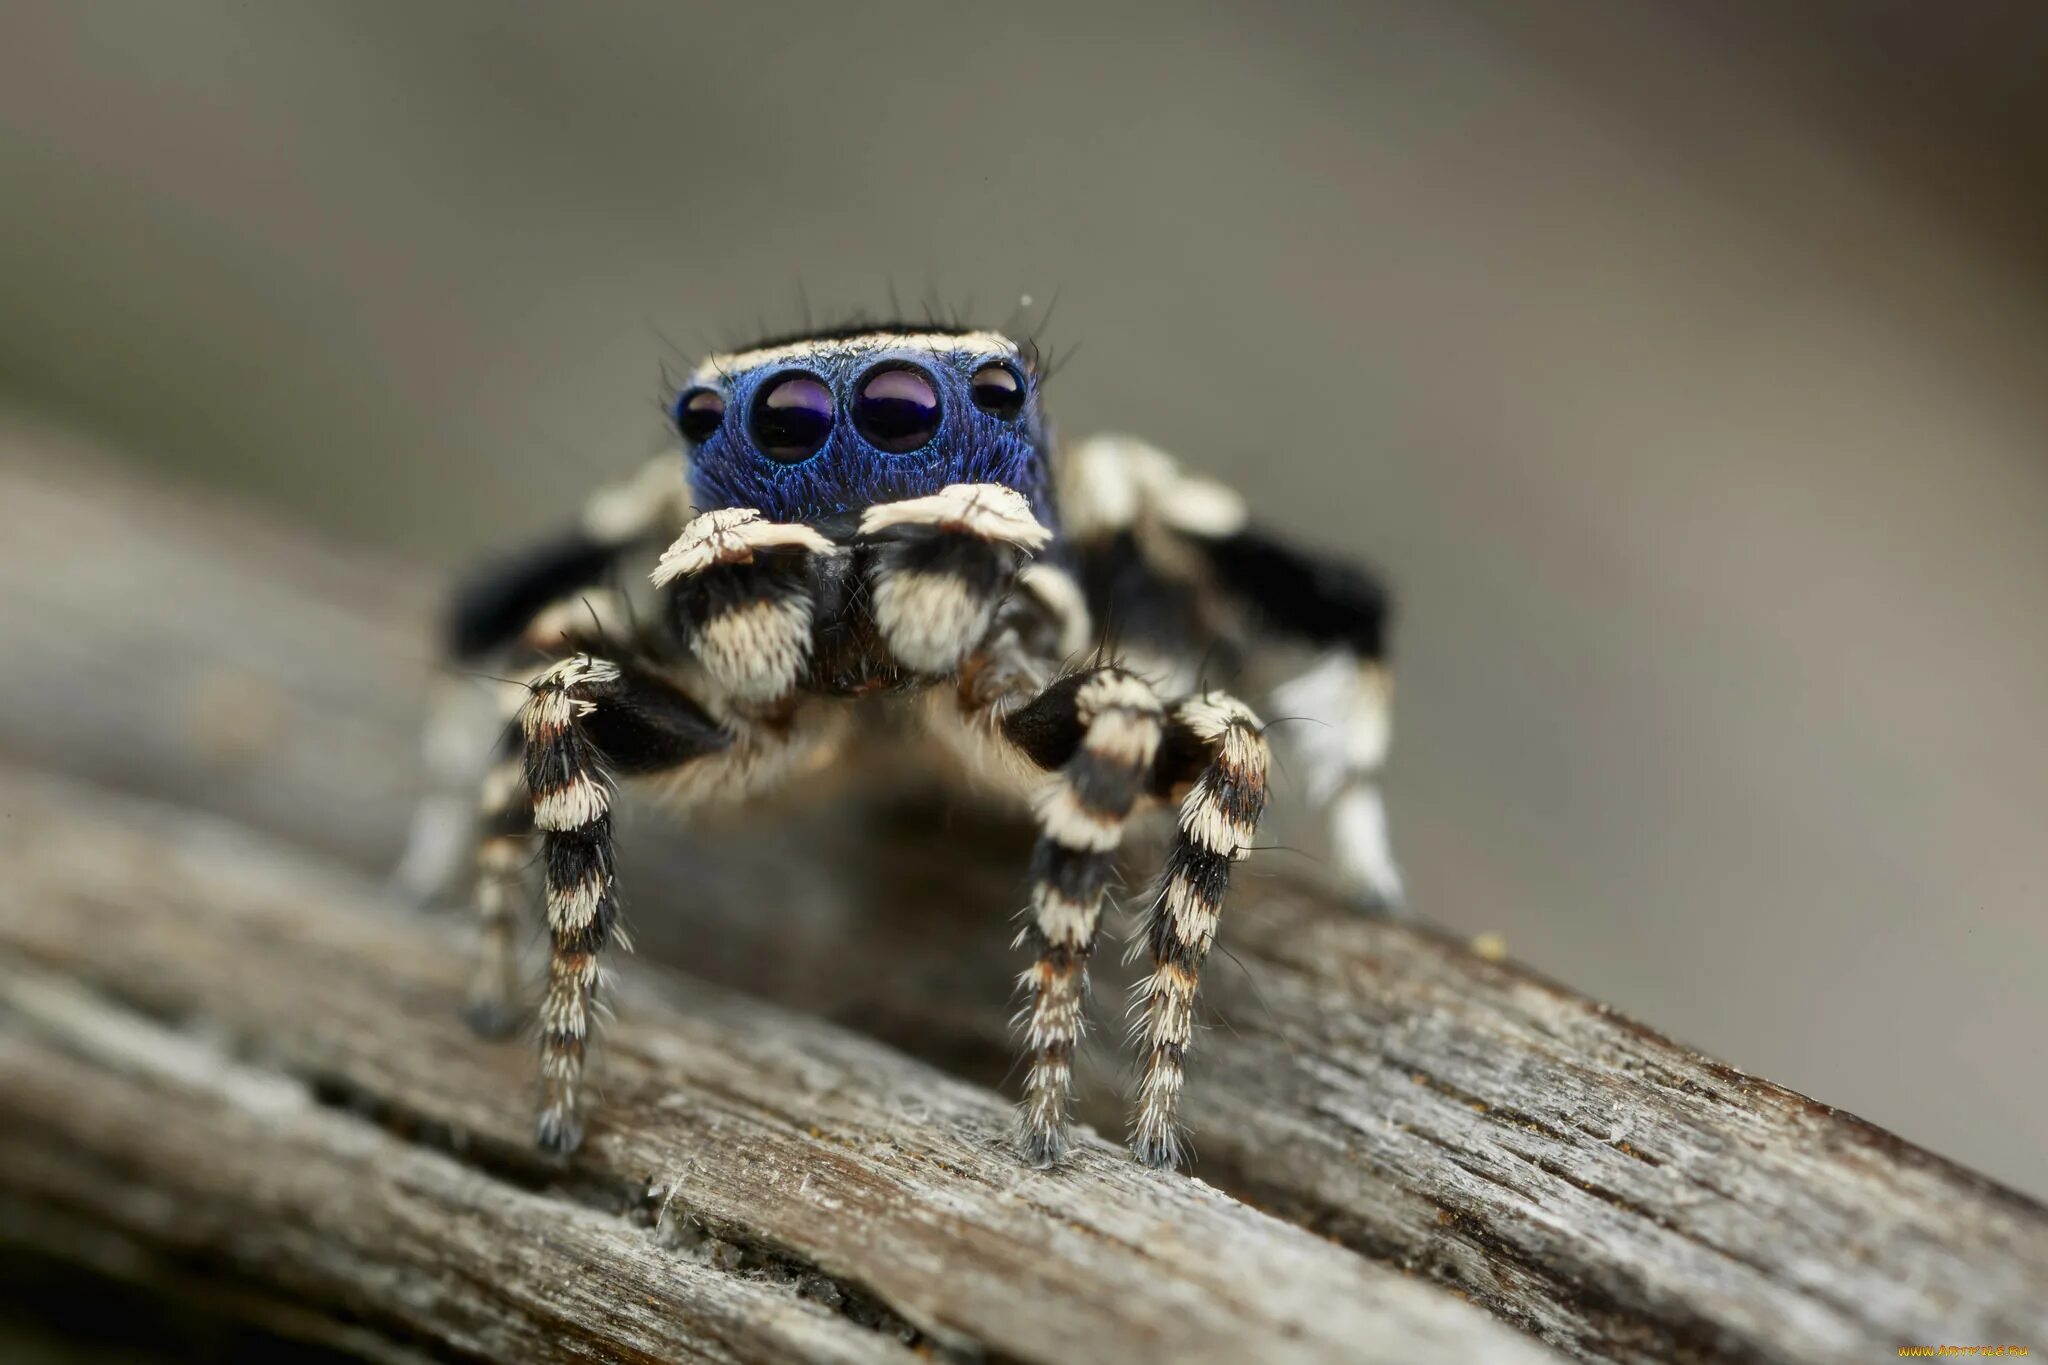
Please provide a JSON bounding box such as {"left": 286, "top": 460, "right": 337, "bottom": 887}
{"left": 0, "top": 764, "right": 1550, "bottom": 1365}
{"left": 1, "top": 439, "right": 2044, "bottom": 1363}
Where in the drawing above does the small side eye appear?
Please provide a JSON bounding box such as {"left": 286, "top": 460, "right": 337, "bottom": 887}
{"left": 853, "top": 365, "right": 942, "bottom": 454}
{"left": 969, "top": 362, "right": 1025, "bottom": 420}
{"left": 750, "top": 373, "right": 835, "bottom": 463}
{"left": 675, "top": 388, "right": 725, "bottom": 444}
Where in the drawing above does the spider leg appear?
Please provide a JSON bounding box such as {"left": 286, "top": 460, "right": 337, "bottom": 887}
{"left": 1000, "top": 667, "right": 1166, "bottom": 1165}
{"left": 457, "top": 591, "right": 652, "bottom": 1029}
{"left": 512, "top": 653, "right": 732, "bottom": 1154}
{"left": 1127, "top": 691, "right": 1270, "bottom": 1169}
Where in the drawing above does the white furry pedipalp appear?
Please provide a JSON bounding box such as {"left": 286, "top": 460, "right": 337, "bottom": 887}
{"left": 652, "top": 508, "right": 835, "bottom": 586}
{"left": 872, "top": 568, "right": 999, "bottom": 674}
{"left": 859, "top": 483, "right": 1052, "bottom": 551}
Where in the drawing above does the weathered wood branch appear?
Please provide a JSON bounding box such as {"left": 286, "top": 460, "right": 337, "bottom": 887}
{"left": 0, "top": 763, "right": 1546, "bottom": 1364}
{"left": 1, "top": 443, "right": 2044, "bottom": 1363}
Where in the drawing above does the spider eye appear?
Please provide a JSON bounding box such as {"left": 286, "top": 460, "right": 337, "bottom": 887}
{"left": 969, "top": 363, "right": 1024, "bottom": 420}
{"left": 675, "top": 387, "right": 725, "bottom": 444}
{"left": 853, "top": 366, "right": 942, "bottom": 454}
{"left": 750, "top": 374, "right": 835, "bottom": 463}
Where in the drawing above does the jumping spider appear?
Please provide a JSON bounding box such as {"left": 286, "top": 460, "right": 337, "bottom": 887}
{"left": 400, "top": 324, "right": 1401, "bottom": 1170}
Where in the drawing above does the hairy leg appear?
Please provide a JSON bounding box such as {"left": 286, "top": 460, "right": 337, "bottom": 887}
{"left": 512, "top": 654, "right": 731, "bottom": 1153}
{"left": 1000, "top": 667, "right": 1165, "bottom": 1165}
{"left": 1130, "top": 692, "right": 1271, "bottom": 1168}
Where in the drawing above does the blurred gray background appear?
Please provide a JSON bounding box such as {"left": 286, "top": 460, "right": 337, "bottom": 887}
{"left": 2, "top": 1, "right": 2044, "bottom": 1197}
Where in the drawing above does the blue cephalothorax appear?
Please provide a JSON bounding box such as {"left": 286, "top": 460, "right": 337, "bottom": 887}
{"left": 672, "top": 327, "right": 1057, "bottom": 530}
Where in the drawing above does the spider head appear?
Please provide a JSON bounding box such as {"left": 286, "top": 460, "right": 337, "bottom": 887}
{"left": 672, "top": 327, "right": 1052, "bottom": 528}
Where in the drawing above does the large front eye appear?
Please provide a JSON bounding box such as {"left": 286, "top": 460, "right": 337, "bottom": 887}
{"left": 969, "top": 362, "right": 1025, "bottom": 420}
{"left": 674, "top": 387, "right": 725, "bottom": 444}
{"left": 853, "top": 365, "right": 942, "bottom": 454}
{"left": 750, "top": 374, "right": 835, "bottom": 463}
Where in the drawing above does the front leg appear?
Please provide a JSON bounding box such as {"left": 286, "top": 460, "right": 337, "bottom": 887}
{"left": 989, "top": 668, "right": 1271, "bottom": 1169}
{"left": 513, "top": 654, "right": 731, "bottom": 1153}
{"left": 1000, "top": 667, "right": 1167, "bottom": 1165}
{"left": 1130, "top": 692, "right": 1270, "bottom": 1168}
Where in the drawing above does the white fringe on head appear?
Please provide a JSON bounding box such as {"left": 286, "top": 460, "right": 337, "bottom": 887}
{"left": 693, "top": 330, "right": 1021, "bottom": 385}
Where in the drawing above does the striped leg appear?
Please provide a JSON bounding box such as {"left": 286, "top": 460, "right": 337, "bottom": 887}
{"left": 1000, "top": 667, "right": 1165, "bottom": 1165}
{"left": 1130, "top": 693, "right": 1271, "bottom": 1169}
{"left": 516, "top": 653, "right": 730, "bottom": 1154}
{"left": 462, "top": 650, "right": 624, "bottom": 1036}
